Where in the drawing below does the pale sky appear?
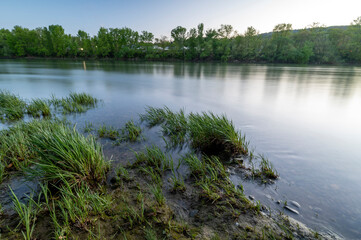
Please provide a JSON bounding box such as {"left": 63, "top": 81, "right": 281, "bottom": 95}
{"left": 1, "top": 0, "right": 360, "bottom": 37}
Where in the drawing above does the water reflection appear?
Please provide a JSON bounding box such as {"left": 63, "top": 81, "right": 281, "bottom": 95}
{"left": 1, "top": 60, "right": 361, "bottom": 238}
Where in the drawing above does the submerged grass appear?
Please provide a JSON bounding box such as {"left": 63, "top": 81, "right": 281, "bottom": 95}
{"left": 26, "top": 98, "right": 51, "bottom": 118}
{"left": 97, "top": 124, "right": 119, "bottom": 140}
{"left": 120, "top": 120, "right": 142, "bottom": 142}
{"left": 0, "top": 90, "right": 27, "bottom": 121}
{"left": 51, "top": 92, "right": 98, "bottom": 114}
{"left": 0, "top": 90, "right": 98, "bottom": 122}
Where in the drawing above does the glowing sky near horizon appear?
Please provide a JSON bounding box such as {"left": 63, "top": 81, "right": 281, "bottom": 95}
{"left": 1, "top": 0, "right": 360, "bottom": 37}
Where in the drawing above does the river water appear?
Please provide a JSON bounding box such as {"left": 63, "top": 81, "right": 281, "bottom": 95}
{"left": 0, "top": 60, "right": 360, "bottom": 239}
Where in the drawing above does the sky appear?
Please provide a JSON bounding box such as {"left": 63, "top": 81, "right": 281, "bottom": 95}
{"left": 1, "top": 0, "right": 361, "bottom": 38}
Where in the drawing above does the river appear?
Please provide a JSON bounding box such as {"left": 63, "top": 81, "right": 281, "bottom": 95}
{"left": 1, "top": 59, "right": 360, "bottom": 239}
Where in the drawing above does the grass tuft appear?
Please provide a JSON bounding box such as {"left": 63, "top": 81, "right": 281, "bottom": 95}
{"left": 188, "top": 112, "right": 248, "bottom": 158}
{"left": 26, "top": 122, "right": 109, "bottom": 187}
{"left": 120, "top": 120, "right": 142, "bottom": 142}
{"left": 26, "top": 98, "right": 51, "bottom": 118}
{"left": 141, "top": 107, "right": 248, "bottom": 159}
{"left": 10, "top": 187, "right": 39, "bottom": 240}
{"left": 0, "top": 90, "right": 27, "bottom": 121}
{"left": 97, "top": 124, "right": 119, "bottom": 140}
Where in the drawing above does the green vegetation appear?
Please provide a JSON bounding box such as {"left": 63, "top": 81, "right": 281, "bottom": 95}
{"left": 141, "top": 106, "right": 248, "bottom": 159}
{"left": 97, "top": 124, "right": 119, "bottom": 140}
{"left": 51, "top": 92, "right": 98, "bottom": 114}
{"left": 97, "top": 120, "right": 143, "bottom": 143}
{"left": 121, "top": 120, "right": 142, "bottom": 142}
{"left": 134, "top": 145, "right": 171, "bottom": 174}
{"left": 0, "top": 90, "right": 26, "bottom": 121}
{"left": 0, "top": 101, "right": 294, "bottom": 239}
{"left": 188, "top": 112, "right": 248, "bottom": 157}
{"left": 27, "top": 121, "right": 109, "bottom": 186}
{"left": 56, "top": 182, "right": 112, "bottom": 229}
{"left": 0, "top": 91, "right": 98, "bottom": 122}
{"left": 26, "top": 99, "right": 51, "bottom": 118}
{"left": 0, "top": 119, "right": 57, "bottom": 172}
{"left": 1, "top": 17, "right": 361, "bottom": 63}
{"left": 10, "top": 188, "right": 39, "bottom": 240}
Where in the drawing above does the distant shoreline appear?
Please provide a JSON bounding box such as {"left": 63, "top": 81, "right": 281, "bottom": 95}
{"left": 1, "top": 56, "right": 360, "bottom": 66}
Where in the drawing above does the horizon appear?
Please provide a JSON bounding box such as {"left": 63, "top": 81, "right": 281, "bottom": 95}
{"left": 1, "top": 0, "right": 360, "bottom": 38}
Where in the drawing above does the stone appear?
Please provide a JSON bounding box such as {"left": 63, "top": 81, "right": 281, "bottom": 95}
{"left": 249, "top": 195, "right": 255, "bottom": 200}
{"left": 284, "top": 206, "right": 299, "bottom": 215}
{"left": 290, "top": 200, "right": 301, "bottom": 208}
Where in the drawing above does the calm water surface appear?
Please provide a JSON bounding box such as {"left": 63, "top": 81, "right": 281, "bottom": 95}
{"left": 1, "top": 60, "right": 360, "bottom": 239}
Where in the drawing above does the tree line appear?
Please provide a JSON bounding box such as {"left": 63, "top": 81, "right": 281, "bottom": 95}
{"left": 1, "top": 17, "right": 361, "bottom": 64}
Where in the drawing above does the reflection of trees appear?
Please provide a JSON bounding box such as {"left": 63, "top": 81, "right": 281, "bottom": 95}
{"left": 331, "top": 67, "right": 358, "bottom": 98}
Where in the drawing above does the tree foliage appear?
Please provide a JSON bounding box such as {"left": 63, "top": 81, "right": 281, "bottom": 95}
{"left": 1, "top": 18, "right": 361, "bottom": 64}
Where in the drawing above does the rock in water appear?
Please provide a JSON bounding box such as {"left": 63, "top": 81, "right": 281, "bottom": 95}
{"left": 290, "top": 200, "right": 301, "bottom": 208}
{"left": 249, "top": 195, "right": 255, "bottom": 200}
{"left": 284, "top": 206, "right": 299, "bottom": 215}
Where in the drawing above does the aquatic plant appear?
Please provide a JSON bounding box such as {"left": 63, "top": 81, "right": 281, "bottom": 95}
{"left": 10, "top": 188, "right": 39, "bottom": 240}
{"left": 0, "top": 121, "right": 40, "bottom": 170}
{"left": 259, "top": 155, "right": 278, "bottom": 179}
{"left": 188, "top": 112, "right": 248, "bottom": 158}
{"left": 83, "top": 121, "right": 95, "bottom": 133}
{"left": 0, "top": 90, "right": 27, "bottom": 121}
{"left": 140, "top": 106, "right": 168, "bottom": 127}
{"left": 97, "top": 124, "right": 119, "bottom": 140}
{"left": 141, "top": 107, "right": 248, "bottom": 159}
{"left": 149, "top": 184, "right": 165, "bottom": 205}
{"left": 134, "top": 145, "right": 171, "bottom": 173}
{"left": 170, "top": 170, "right": 186, "bottom": 192}
{"left": 57, "top": 182, "right": 112, "bottom": 230}
{"left": 120, "top": 120, "right": 142, "bottom": 142}
{"left": 69, "top": 92, "right": 98, "bottom": 106}
{"left": 50, "top": 92, "right": 98, "bottom": 114}
{"left": 26, "top": 122, "right": 109, "bottom": 187}
{"left": 26, "top": 98, "right": 51, "bottom": 118}
{"left": 0, "top": 162, "right": 4, "bottom": 183}
{"left": 116, "top": 164, "right": 131, "bottom": 181}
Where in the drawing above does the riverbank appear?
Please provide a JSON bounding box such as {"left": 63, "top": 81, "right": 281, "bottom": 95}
{"left": 2, "top": 56, "right": 361, "bottom": 66}
{"left": 0, "top": 93, "right": 337, "bottom": 239}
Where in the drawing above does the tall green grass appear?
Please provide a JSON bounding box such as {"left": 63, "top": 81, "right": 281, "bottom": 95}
{"left": 26, "top": 122, "right": 109, "bottom": 187}
{"left": 26, "top": 98, "right": 51, "bottom": 118}
{"left": 0, "top": 90, "right": 27, "bottom": 121}
{"left": 188, "top": 112, "right": 248, "bottom": 157}
{"left": 57, "top": 182, "right": 112, "bottom": 229}
{"left": 0, "top": 91, "right": 98, "bottom": 122}
{"left": 141, "top": 107, "right": 248, "bottom": 158}
{"left": 10, "top": 188, "right": 39, "bottom": 240}
{"left": 0, "top": 119, "right": 68, "bottom": 172}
